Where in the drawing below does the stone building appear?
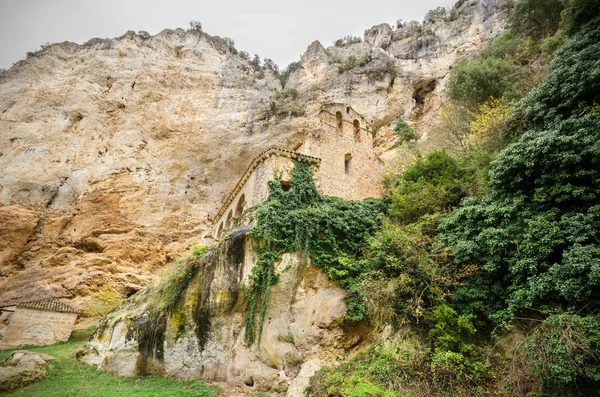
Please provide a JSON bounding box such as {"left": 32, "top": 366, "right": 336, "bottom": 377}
{"left": 0, "top": 299, "right": 78, "bottom": 349}
{"left": 213, "top": 103, "right": 384, "bottom": 240}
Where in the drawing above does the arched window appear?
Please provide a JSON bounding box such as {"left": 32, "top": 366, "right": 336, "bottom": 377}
{"left": 225, "top": 210, "right": 233, "bottom": 230}
{"left": 234, "top": 194, "right": 246, "bottom": 220}
{"left": 336, "top": 111, "right": 343, "bottom": 130}
{"left": 345, "top": 153, "right": 353, "bottom": 175}
{"left": 216, "top": 222, "right": 223, "bottom": 239}
{"left": 353, "top": 120, "right": 360, "bottom": 141}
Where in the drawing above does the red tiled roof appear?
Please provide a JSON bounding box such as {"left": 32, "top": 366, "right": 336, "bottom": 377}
{"left": 17, "top": 298, "right": 78, "bottom": 314}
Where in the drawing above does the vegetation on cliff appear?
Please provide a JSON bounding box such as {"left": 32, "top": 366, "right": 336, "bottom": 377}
{"left": 310, "top": 2, "right": 600, "bottom": 395}
{"left": 245, "top": 161, "right": 383, "bottom": 346}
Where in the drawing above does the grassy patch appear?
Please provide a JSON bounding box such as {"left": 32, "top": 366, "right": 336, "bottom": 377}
{"left": 0, "top": 328, "right": 219, "bottom": 396}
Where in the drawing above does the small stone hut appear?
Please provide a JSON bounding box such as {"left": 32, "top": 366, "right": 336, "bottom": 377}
{"left": 0, "top": 298, "right": 78, "bottom": 349}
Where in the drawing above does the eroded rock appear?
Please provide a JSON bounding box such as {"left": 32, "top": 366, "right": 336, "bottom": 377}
{"left": 0, "top": 350, "right": 55, "bottom": 391}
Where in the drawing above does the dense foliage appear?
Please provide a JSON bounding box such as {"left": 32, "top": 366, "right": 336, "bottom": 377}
{"left": 244, "top": 161, "right": 383, "bottom": 345}
{"left": 311, "top": 4, "right": 600, "bottom": 396}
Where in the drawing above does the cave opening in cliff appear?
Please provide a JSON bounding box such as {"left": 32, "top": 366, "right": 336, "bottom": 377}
{"left": 412, "top": 79, "right": 438, "bottom": 118}
{"left": 336, "top": 111, "right": 343, "bottom": 130}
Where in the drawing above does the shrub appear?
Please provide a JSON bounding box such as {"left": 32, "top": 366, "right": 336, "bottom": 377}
{"left": 388, "top": 151, "right": 471, "bottom": 223}
{"left": 192, "top": 244, "right": 208, "bottom": 258}
{"left": 262, "top": 58, "right": 278, "bottom": 73}
{"left": 333, "top": 35, "right": 362, "bottom": 48}
{"left": 188, "top": 20, "right": 202, "bottom": 32}
{"left": 445, "top": 56, "right": 527, "bottom": 110}
{"left": 393, "top": 120, "right": 419, "bottom": 143}
{"left": 465, "top": 98, "right": 510, "bottom": 152}
{"left": 513, "top": 17, "right": 600, "bottom": 128}
{"left": 278, "top": 61, "right": 300, "bottom": 87}
{"left": 561, "top": 0, "right": 600, "bottom": 34}
{"left": 147, "top": 259, "right": 198, "bottom": 315}
{"left": 223, "top": 37, "right": 237, "bottom": 54}
{"left": 510, "top": 0, "right": 564, "bottom": 39}
{"left": 138, "top": 30, "right": 150, "bottom": 39}
{"left": 425, "top": 6, "right": 448, "bottom": 23}
{"left": 249, "top": 54, "right": 261, "bottom": 70}
{"left": 514, "top": 313, "right": 600, "bottom": 395}
{"left": 427, "top": 305, "right": 485, "bottom": 386}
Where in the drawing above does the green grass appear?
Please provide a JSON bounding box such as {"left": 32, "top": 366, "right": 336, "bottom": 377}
{"left": 0, "top": 327, "right": 220, "bottom": 396}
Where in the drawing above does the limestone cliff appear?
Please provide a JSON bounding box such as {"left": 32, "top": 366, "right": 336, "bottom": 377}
{"left": 78, "top": 229, "right": 368, "bottom": 395}
{"left": 0, "top": 0, "right": 510, "bottom": 311}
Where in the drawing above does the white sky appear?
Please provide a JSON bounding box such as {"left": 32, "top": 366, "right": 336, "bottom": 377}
{"left": 0, "top": 0, "right": 457, "bottom": 70}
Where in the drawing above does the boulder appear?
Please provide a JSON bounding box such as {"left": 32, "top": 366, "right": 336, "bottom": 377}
{"left": 0, "top": 350, "right": 55, "bottom": 391}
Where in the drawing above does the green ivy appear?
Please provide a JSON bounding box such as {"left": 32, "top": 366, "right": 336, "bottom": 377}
{"left": 244, "top": 160, "right": 383, "bottom": 346}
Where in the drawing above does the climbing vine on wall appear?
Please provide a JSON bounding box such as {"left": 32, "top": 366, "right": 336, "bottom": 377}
{"left": 244, "top": 160, "right": 383, "bottom": 346}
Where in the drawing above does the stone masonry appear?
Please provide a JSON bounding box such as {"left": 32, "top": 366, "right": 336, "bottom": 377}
{"left": 212, "top": 104, "right": 384, "bottom": 240}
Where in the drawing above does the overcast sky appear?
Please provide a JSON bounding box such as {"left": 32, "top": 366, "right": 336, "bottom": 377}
{"left": 0, "top": 0, "right": 456, "bottom": 70}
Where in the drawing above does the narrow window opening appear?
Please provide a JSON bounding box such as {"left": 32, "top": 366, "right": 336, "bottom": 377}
{"left": 345, "top": 153, "right": 353, "bottom": 175}
{"left": 234, "top": 194, "right": 246, "bottom": 220}
{"left": 280, "top": 180, "right": 291, "bottom": 192}
{"left": 225, "top": 210, "right": 233, "bottom": 230}
{"left": 336, "top": 111, "right": 343, "bottom": 130}
{"left": 353, "top": 119, "right": 361, "bottom": 141}
{"left": 346, "top": 106, "right": 350, "bottom": 114}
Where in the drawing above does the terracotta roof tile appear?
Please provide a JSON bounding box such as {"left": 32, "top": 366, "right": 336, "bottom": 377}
{"left": 17, "top": 298, "right": 78, "bottom": 314}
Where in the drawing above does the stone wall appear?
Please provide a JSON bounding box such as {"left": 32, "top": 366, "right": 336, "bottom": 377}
{"left": 300, "top": 104, "right": 384, "bottom": 200}
{"left": 0, "top": 307, "right": 77, "bottom": 348}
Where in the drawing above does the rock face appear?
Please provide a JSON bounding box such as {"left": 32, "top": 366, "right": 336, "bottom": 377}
{"left": 77, "top": 229, "right": 370, "bottom": 394}
{"left": 0, "top": 350, "right": 55, "bottom": 391}
{"left": 0, "top": 0, "right": 510, "bottom": 315}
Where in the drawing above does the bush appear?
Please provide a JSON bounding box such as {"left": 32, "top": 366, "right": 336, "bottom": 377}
{"left": 514, "top": 313, "right": 600, "bottom": 395}
{"left": 138, "top": 30, "right": 150, "bottom": 39}
{"left": 439, "top": 114, "right": 600, "bottom": 323}
{"left": 388, "top": 151, "right": 471, "bottom": 223}
{"left": 510, "top": 0, "right": 564, "bottom": 39}
{"left": 561, "top": 0, "right": 600, "bottom": 34}
{"left": 425, "top": 6, "right": 448, "bottom": 23}
{"left": 427, "top": 305, "right": 485, "bottom": 386}
{"left": 192, "top": 244, "right": 208, "bottom": 258}
{"left": 223, "top": 37, "right": 237, "bottom": 54}
{"left": 188, "top": 20, "right": 202, "bottom": 32}
{"left": 333, "top": 35, "right": 362, "bottom": 47}
{"left": 513, "top": 17, "right": 600, "bottom": 128}
{"left": 393, "top": 120, "right": 419, "bottom": 143}
{"left": 445, "top": 56, "right": 527, "bottom": 110}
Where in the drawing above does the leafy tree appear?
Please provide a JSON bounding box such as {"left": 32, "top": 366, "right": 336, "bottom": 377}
{"left": 279, "top": 61, "right": 300, "bottom": 87}
{"left": 425, "top": 6, "right": 447, "bottom": 23}
{"left": 445, "top": 56, "right": 527, "bottom": 110}
{"left": 561, "top": 0, "right": 600, "bottom": 34}
{"left": 223, "top": 37, "right": 237, "bottom": 54}
{"left": 510, "top": 0, "right": 564, "bottom": 39}
{"left": 513, "top": 17, "right": 600, "bottom": 128}
{"left": 393, "top": 120, "right": 419, "bottom": 143}
{"left": 249, "top": 54, "right": 261, "bottom": 70}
